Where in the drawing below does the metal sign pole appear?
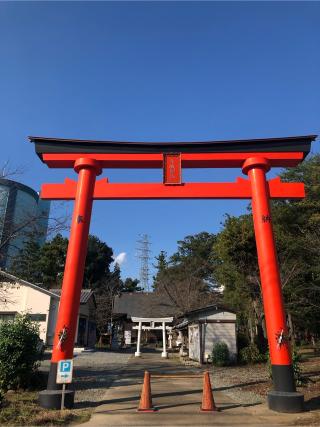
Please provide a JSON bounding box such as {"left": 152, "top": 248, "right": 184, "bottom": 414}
{"left": 61, "top": 383, "right": 66, "bottom": 411}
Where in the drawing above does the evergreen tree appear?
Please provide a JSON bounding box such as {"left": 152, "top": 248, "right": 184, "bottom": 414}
{"left": 171, "top": 232, "right": 218, "bottom": 287}
{"left": 37, "top": 234, "right": 68, "bottom": 287}
{"left": 10, "top": 233, "right": 114, "bottom": 291}
{"left": 10, "top": 239, "right": 42, "bottom": 284}
{"left": 122, "top": 277, "right": 142, "bottom": 293}
{"left": 153, "top": 250, "right": 168, "bottom": 290}
{"left": 83, "top": 235, "right": 114, "bottom": 290}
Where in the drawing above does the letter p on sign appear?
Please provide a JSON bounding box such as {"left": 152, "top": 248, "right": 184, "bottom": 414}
{"left": 62, "top": 362, "right": 70, "bottom": 372}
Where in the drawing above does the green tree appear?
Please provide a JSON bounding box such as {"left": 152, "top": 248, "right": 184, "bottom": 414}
{"left": 172, "top": 232, "right": 215, "bottom": 262}
{"left": 153, "top": 250, "right": 168, "bottom": 291}
{"left": 11, "top": 234, "right": 68, "bottom": 288}
{"left": 10, "top": 239, "right": 42, "bottom": 284}
{"left": 37, "top": 233, "right": 68, "bottom": 287}
{"left": 83, "top": 235, "right": 114, "bottom": 290}
{"left": 213, "top": 214, "right": 262, "bottom": 345}
{"left": 171, "top": 232, "right": 217, "bottom": 285}
{"left": 10, "top": 233, "right": 114, "bottom": 291}
{"left": 122, "top": 277, "right": 142, "bottom": 293}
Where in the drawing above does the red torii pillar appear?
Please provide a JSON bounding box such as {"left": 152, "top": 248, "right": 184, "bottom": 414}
{"left": 39, "top": 158, "right": 101, "bottom": 409}
{"left": 243, "top": 157, "right": 302, "bottom": 412}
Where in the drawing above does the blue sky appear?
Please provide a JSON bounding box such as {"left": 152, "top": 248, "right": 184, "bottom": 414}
{"left": 0, "top": 2, "right": 319, "bottom": 283}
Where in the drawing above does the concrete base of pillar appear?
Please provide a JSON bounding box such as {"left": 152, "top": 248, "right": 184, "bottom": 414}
{"left": 38, "top": 389, "right": 75, "bottom": 409}
{"left": 161, "top": 351, "right": 168, "bottom": 358}
{"left": 268, "top": 391, "right": 304, "bottom": 413}
{"left": 135, "top": 351, "right": 141, "bottom": 357}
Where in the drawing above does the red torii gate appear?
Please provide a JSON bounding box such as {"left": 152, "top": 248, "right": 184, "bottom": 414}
{"left": 30, "top": 134, "right": 317, "bottom": 413}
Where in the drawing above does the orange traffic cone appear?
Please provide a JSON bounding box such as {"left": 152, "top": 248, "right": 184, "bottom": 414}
{"left": 200, "top": 371, "right": 218, "bottom": 412}
{"left": 138, "top": 371, "right": 156, "bottom": 412}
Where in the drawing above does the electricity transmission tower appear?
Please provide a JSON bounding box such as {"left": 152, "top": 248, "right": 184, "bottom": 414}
{"left": 136, "top": 234, "right": 151, "bottom": 292}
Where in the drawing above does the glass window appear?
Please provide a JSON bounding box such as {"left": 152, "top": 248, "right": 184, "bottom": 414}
{"left": 0, "top": 312, "right": 16, "bottom": 322}
{"left": 28, "top": 314, "right": 46, "bottom": 322}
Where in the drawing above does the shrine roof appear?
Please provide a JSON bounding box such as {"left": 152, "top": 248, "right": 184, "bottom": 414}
{"left": 184, "top": 304, "right": 236, "bottom": 316}
{"left": 29, "top": 135, "right": 317, "bottom": 158}
{"left": 114, "top": 292, "right": 177, "bottom": 318}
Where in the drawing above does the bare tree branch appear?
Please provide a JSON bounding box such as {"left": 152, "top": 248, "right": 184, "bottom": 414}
{"left": 0, "top": 160, "right": 28, "bottom": 179}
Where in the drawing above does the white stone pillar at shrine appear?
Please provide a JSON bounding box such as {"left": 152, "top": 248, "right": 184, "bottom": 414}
{"left": 168, "top": 329, "right": 173, "bottom": 349}
{"left": 161, "top": 321, "right": 167, "bottom": 358}
{"left": 135, "top": 321, "right": 142, "bottom": 357}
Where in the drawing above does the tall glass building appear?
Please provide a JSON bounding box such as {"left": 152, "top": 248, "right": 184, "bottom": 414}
{"left": 0, "top": 178, "right": 50, "bottom": 269}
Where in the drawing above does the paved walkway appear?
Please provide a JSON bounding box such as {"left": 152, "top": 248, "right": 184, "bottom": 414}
{"left": 82, "top": 350, "right": 318, "bottom": 426}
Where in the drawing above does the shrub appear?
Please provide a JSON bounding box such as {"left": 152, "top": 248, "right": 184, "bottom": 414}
{"left": 211, "top": 342, "right": 230, "bottom": 366}
{"left": 0, "top": 314, "right": 41, "bottom": 392}
{"left": 237, "top": 332, "right": 249, "bottom": 352}
{"left": 292, "top": 349, "right": 303, "bottom": 386}
{"left": 239, "top": 343, "right": 266, "bottom": 364}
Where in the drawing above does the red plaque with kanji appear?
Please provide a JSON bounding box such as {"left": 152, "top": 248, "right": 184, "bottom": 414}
{"left": 163, "top": 153, "right": 181, "bottom": 185}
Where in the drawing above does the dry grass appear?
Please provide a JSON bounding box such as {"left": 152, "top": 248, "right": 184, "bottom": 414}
{"left": 0, "top": 391, "right": 91, "bottom": 426}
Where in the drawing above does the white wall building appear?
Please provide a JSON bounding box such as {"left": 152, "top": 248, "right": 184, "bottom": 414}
{"left": 0, "top": 271, "right": 96, "bottom": 347}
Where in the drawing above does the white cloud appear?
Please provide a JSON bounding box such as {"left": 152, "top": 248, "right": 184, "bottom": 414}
{"left": 113, "top": 252, "right": 127, "bottom": 266}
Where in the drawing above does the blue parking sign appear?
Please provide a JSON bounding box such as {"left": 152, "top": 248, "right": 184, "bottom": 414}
{"left": 56, "top": 359, "right": 73, "bottom": 384}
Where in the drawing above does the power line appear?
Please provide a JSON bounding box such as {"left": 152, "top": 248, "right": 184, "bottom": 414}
{"left": 136, "top": 234, "right": 151, "bottom": 292}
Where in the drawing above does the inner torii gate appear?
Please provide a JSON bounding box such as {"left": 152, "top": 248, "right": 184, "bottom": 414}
{"left": 131, "top": 317, "right": 173, "bottom": 358}
{"left": 29, "top": 134, "right": 317, "bottom": 413}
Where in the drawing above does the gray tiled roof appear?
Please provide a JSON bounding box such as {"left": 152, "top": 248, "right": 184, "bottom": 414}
{"left": 185, "top": 304, "right": 235, "bottom": 316}
{"left": 113, "top": 292, "right": 177, "bottom": 318}
{"left": 50, "top": 288, "right": 94, "bottom": 304}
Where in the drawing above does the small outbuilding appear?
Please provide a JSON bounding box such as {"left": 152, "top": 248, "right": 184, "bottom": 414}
{"left": 174, "top": 305, "right": 237, "bottom": 363}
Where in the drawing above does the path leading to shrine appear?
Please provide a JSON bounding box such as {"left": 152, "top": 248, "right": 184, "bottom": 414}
{"left": 81, "top": 350, "right": 318, "bottom": 426}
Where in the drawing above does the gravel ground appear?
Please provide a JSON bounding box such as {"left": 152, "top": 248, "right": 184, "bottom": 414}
{"left": 210, "top": 363, "right": 268, "bottom": 405}
{"left": 179, "top": 354, "right": 268, "bottom": 405}
{"left": 204, "top": 356, "right": 320, "bottom": 407}
{"left": 40, "top": 350, "right": 133, "bottom": 407}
